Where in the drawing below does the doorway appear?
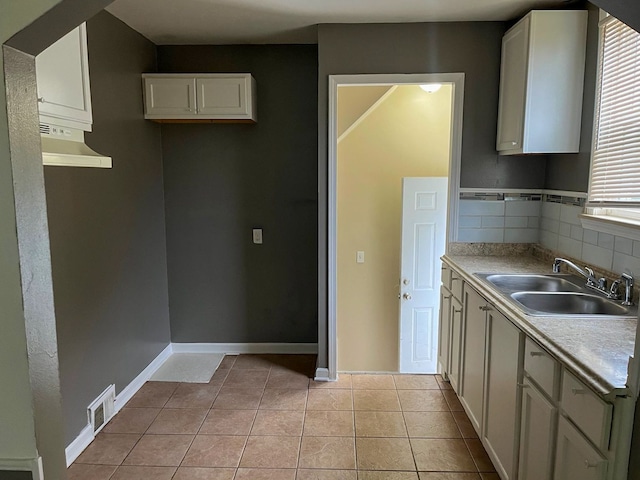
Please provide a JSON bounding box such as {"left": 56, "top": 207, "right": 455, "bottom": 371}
{"left": 327, "top": 73, "right": 464, "bottom": 379}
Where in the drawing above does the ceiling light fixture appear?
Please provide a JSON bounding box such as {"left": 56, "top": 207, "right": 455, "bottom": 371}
{"left": 420, "top": 83, "right": 442, "bottom": 93}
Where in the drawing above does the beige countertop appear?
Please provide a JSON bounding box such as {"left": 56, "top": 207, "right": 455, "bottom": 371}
{"left": 443, "top": 254, "right": 637, "bottom": 399}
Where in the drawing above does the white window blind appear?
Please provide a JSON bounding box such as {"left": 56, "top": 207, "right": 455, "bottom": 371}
{"left": 588, "top": 15, "right": 640, "bottom": 207}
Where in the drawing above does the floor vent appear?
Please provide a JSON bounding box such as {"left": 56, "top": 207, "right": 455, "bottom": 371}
{"left": 88, "top": 385, "right": 116, "bottom": 435}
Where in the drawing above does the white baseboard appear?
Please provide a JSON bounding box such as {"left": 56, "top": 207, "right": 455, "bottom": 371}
{"left": 0, "top": 457, "right": 43, "bottom": 479}
{"left": 64, "top": 423, "right": 94, "bottom": 467}
{"left": 65, "top": 343, "right": 173, "bottom": 467}
{"left": 314, "top": 367, "right": 330, "bottom": 381}
{"left": 114, "top": 344, "right": 173, "bottom": 413}
{"left": 340, "top": 370, "right": 398, "bottom": 374}
{"left": 172, "top": 342, "right": 318, "bottom": 355}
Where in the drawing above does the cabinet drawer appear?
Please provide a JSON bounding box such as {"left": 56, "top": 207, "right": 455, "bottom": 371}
{"left": 561, "top": 370, "right": 612, "bottom": 451}
{"left": 524, "top": 337, "right": 559, "bottom": 399}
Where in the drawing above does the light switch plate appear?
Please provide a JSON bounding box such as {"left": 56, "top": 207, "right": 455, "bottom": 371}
{"left": 253, "top": 228, "right": 263, "bottom": 244}
{"left": 356, "top": 251, "right": 365, "bottom": 263}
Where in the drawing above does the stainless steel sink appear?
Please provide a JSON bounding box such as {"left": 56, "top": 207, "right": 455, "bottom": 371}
{"left": 510, "top": 292, "right": 633, "bottom": 317}
{"left": 482, "top": 274, "right": 583, "bottom": 293}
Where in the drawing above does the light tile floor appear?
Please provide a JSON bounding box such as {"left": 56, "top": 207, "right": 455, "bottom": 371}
{"left": 69, "top": 354, "right": 499, "bottom": 480}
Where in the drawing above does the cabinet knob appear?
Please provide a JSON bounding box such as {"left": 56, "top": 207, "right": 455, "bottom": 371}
{"left": 443, "top": 295, "right": 452, "bottom": 300}
{"left": 517, "top": 383, "right": 530, "bottom": 389}
{"left": 478, "top": 305, "right": 492, "bottom": 311}
{"left": 37, "top": 97, "right": 45, "bottom": 103}
{"left": 584, "top": 460, "right": 598, "bottom": 469}
{"left": 529, "top": 351, "right": 545, "bottom": 357}
{"left": 571, "top": 388, "right": 587, "bottom": 395}
{"left": 453, "top": 307, "right": 463, "bottom": 314}
{"left": 511, "top": 141, "right": 517, "bottom": 146}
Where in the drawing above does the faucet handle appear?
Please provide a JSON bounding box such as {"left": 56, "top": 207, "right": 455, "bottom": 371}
{"left": 598, "top": 277, "right": 607, "bottom": 289}
{"left": 584, "top": 267, "right": 596, "bottom": 284}
{"left": 610, "top": 279, "right": 622, "bottom": 297}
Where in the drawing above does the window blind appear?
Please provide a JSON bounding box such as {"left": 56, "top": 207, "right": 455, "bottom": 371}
{"left": 588, "top": 16, "right": 640, "bottom": 207}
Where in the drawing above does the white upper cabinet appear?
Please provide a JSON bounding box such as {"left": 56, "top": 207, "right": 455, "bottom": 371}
{"left": 36, "top": 23, "right": 93, "bottom": 131}
{"left": 143, "top": 73, "right": 257, "bottom": 122}
{"left": 496, "top": 10, "right": 588, "bottom": 155}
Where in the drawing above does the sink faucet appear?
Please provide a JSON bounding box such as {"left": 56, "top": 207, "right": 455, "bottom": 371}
{"left": 553, "top": 257, "right": 635, "bottom": 304}
{"left": 552, "top": 258, "right": 597, "bottom": 284}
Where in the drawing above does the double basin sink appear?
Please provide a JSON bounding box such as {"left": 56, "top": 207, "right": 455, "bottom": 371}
{"left": 475, "top": 273, "right": 636, "bottom": 317}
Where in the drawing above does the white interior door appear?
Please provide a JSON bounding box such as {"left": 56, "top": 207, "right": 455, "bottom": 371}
{"left": 399, "top": 177, "right": 448, "bottom": 373}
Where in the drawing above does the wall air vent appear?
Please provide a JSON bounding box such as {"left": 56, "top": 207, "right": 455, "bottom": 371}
{"left": 39, "top": 123, "right": 51, "bottom": 135}
{"left": 87, "top": 385, "right": 116, "bottom": 435}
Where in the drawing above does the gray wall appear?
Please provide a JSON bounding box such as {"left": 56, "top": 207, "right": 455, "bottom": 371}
{"left": 44, "top": 11, "right": 171, "bottom": 444}
{"left": 0, "top": 473, "right": 32, "bottom": 480}
{"left": 545, "top": 2, "right": 600, "bottom": 192}
{"left": 158, "top": 45, "right": 318, "bottom": 344}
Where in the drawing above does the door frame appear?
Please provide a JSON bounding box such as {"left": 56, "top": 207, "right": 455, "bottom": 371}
{"left": 327, "top": 73, "right": 465, "bottom": 380}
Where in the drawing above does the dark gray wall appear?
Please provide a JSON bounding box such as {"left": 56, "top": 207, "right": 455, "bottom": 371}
{"left": 545, "top": 2, "right": 599, "bottom": 192}
{"left": 158, "top": 45, "right": 318, "bottom": 344}
{"left": 592, "top": 0, "right": 640, "bottom": 32}
{"left": 44, "top": 11, "right": 170, "bottom": 444}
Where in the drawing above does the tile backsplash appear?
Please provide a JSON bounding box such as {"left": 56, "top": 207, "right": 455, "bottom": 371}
{"left": 457, "top": 191, "right": 640, "bottom": 279}
{"left": 458, "top": 193, "right": 541, "bottom": 244}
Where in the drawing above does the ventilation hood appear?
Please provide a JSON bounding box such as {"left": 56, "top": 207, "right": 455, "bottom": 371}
{"left": 40, "top": 123, "right": 112, "bottom": 168}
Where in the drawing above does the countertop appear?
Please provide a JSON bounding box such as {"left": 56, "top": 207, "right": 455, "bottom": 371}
{"left": 443, "top": 254, "right": 637, "bottom": 399}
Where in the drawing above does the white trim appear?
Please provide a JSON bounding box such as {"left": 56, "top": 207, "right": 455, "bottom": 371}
{"left": 171, "top": 343, "right": 318, "bottom": 354}
{"left": 64, "top": 424, "right": 94, "bottom": 467}
{"left": 314, "top": 368, "right": 330, "bottom": 382}
{"left": 114, "top": 344, "right": 174, "bottom": 412}
{"left": 0, "top": 457, "right": 43, "bottom": 479}
{"left": 327, "top": 73, "right": 465, "bottom": 381}
{"left": 337, "top": 85, "right": 397, "bottom": 143}
{"left": 580, "top": 214, "right": 640, "bottom": 242}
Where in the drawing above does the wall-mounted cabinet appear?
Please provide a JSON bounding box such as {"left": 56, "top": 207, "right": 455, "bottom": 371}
{"left": 496, "top": 10, "right": 588, "bottom": 155}
{"left": 142, "top": 73, "right": 257, "bottom": 123}
{"left": 35, "top": 23, "right": 93, "bottom": 131}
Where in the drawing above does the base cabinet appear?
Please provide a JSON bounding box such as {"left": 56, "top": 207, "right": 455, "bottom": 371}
{"left": 483, "top": 311, "right": 523, "bottom": 480}
{"left": 460, "top": 286, "right": 488, "bottom": 432}
{"left": 519, "top": 378, "right": 557, "bottom": 480}
{"left": 555, "top": 416, "right": 608, "bottom": 480}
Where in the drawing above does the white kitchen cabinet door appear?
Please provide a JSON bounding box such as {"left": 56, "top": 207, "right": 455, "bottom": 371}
{"left": 36, "top": 23, "right": 93, "bottom": 131}
{"left": 496, "top": 10, "right": 587, "bottom": 155}
{"left": 483, "top": 310, "right": 523, "bottom": 480}
{"left": 496, "top": 15, "right": 529, "bottom": 152}
{"left": 144, "top": 76, "right": 197, "bottom": 117}
{"left": 460, "top": 287, "right": 487, "bottom": 433}
{"left": 554, "top": 416, "right": 607, "bottom": 480}
{"left": 438, "top": 286, "right": 452, "bottom": 376}
{"left": 448, "top": 297, "right": 463, "bottom": 394}
{"left": 197, "top": 76, "right": 251, "bottom": 117}
{"left": 519, "top": 378, "right": 557, "bottom": 480}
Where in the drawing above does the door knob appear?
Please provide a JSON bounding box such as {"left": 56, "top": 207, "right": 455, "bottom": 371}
{"left": 403, "top": 278, "right": 410, "bottom": 285}
{"left": 402, "top": 293, "right": 412, "bottom": 300}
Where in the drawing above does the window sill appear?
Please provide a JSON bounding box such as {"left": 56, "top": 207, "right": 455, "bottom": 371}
{"left": 580, "top": 213, "right": 640, "bottom": 242}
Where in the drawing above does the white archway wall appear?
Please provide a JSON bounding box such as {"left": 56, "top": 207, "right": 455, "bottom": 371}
{"left": 337, "top": 84, "right": 453, "bottom": 372}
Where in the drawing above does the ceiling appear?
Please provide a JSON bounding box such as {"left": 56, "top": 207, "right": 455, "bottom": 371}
{"left": 106, "top": 0, "right": 571, "bottom": 45}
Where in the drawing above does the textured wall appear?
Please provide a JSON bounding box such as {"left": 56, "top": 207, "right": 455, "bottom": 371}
{"left": 43, "top": 11, "right": 170, "bottom": 444}
{"left": 337, "top": 85, "right": 452, "bottom": 371}
{"left": 158, "top": 45, "right": 318, "bottom": 344}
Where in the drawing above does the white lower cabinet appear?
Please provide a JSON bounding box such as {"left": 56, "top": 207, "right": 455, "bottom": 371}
{"left": 519, "top": 378, "right": 557, "bottom": 480}
{"left": 555, "top": 416, "right": 608, "bottom": 480}
{"left": 460, "top": 286, "right": 487, "bottom": 432}
{"left": 448, "top": 297, "right": 463, "bottom": 393}
{"left": 483, "top": 310, "right": 523, "bottom": 480}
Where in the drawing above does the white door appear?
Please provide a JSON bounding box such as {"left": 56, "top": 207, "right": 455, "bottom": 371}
{"left": 399, "top": 177, "right": 448, "bottom": 373}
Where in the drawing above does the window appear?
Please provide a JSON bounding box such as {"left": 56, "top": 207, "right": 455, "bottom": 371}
{"left": 587, "top": 14, "right": 640, "bottom": 223}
